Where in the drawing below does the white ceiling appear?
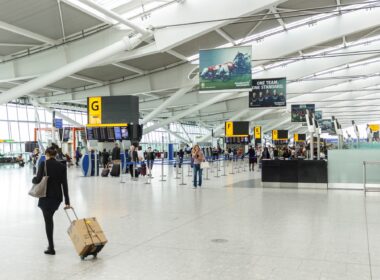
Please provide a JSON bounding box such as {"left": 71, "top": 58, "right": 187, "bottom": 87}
{"left": 0, "top": 0, "right": 379, "bottom": 136}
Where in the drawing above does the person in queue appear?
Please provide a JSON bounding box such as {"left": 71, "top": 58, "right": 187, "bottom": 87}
{"left": 261, "top": 147, "right": 271, "bottom": 159}
{"left": 102, "top": 148, "right": 110, "bottom": 168}
{"left": 112, "top": 143, "right": 121, "bottom": 162}
{"left": 32, "top": 147, "right": 70, "bottom": 255}
{"left": 129, "top": 145, "right": 139, "bottom": 177}
{"left": 145, "top": 147, "right": 155, "bottom": 175}
{"left": 192, "top": 145, "right": 205, "bottom": 189}
{"left": 248, "top": 146, "right": 256, "bottom": 171}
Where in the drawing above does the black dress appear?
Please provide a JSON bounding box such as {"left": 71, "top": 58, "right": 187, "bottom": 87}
{"left": 32, "top": 158, "right": 70, "bottom": 211}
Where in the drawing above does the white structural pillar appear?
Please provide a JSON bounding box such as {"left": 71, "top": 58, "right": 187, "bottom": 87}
{"left": 144, "top": 91, "right": 236, "bottom": 134}
{"left": 0, "top": 35, "right": 144, "bottom": 105}
{"left": 142, "top": 85, "right": 195, "bottom": 124}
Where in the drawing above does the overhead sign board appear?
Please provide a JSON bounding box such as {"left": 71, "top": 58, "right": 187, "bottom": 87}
{"left": 53, "top": 118, "right": 63, "bottom": 129}
{"left": 225, "top": 121, "right": 249, "bottom": 137}
{"left": 294, "top": 133, "right": 306, "bottom": 142}
{"left": 272, "top": 130, "right": 288, "bottom": 141}
{"left": 254, "top": 126, "right": 261, "bottom": 139}
{"left": 88, "top": 97, "right": 102, "bottom": 125}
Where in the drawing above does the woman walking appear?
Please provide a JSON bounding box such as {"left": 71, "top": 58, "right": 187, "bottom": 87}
{"left": 191, "top": 145, "right": 205, "bottom": 189}
{"left": 32, "top": 147, "right": 70, "bottom": 255}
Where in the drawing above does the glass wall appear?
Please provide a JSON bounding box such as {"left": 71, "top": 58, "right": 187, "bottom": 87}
{"left": 0, "top": 103, "right": 210, "bottom": 155}
{"left": 0, "top": 103, "right": 87, "bottom": 156}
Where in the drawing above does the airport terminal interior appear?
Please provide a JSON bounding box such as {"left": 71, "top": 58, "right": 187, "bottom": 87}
{"left": 1, "top": 0, "right": 380, "bottom": 279}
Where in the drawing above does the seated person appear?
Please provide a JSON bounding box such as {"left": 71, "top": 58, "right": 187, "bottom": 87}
{"left": 16, "top": 154, "right": 25, "bottom": 167}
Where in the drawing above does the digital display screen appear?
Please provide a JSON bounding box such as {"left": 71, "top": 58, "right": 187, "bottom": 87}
{"left": 233, "top": 122, "right": 249, "bottom": 136}
{"left": 101, "top": 96, "right": 139, "bottom": 124}
{"left": 277, "top": 130, "right": 288, "bottom": 140}
{"left": 107, "top": 127, "right": 115, "bottom": 141}
{"left": 121, "top": 127, "right": 129, "bottom": 140}
{"left": 86, "top": 128, "right": 94, "bottom": 140}
{"left": 99, "top": 128, "right": 107, "bottom": 142}
{"left": 298, "top": 134, "right": 306, "bottom": 141}
{"left": 114, "top": 127, "right": 122, "bottom": 140}
{"left": 63, "top": 128, "right": 70, "bottom": 142}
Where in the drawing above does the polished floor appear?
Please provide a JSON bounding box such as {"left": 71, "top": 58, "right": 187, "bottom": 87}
{"left": 1, "top": 161, "right": 380, "bottom": 280}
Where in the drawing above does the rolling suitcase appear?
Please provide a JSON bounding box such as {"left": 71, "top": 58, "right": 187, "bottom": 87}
{"left": 64, "top": 207, "right": 107, "bottom": 260}
{"left": 140, "top": 163, "right": 147, "bottom": 176}
{"left": 101, "top": 166, "right": 110, "bottom": 177}
{"left": 110, "top": 163, "right": 120, "bottom": 177}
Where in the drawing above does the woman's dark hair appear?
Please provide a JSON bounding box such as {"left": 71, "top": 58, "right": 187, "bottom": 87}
{"left": 45, "top": 147, "right": 57, "bottom": 157}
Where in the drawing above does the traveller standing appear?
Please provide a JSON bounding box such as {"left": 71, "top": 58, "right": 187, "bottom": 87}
{"left": 75, "top": 147, "right": 82, "bottom": 167}
{"left": 178, "top": 149, "right": 184, "bottom": 168}
{"left": 192, "top": 145, "right": 205, "bottom": 189}
{"left": 102, "top": 148, "right": 110, "bottom": 168}
{"left": 32, "top": 147, "right": 70, "bottom": 255}
{"left": 112, "top": 143, "right": 121, "bottom": 162}
{"left": 248, "top": 146, "right": 256, "bottom": 171}
{"left": 129, "top": 145, "right": 139, "bottom": 177}
{"left": 145, "top": 147, "right": 155, "bottom": 175}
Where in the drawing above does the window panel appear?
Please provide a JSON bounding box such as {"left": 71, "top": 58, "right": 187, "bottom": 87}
{"left": 19, "top": 123, "right": 30, "bottom": 141}
{"left": 0, "top": 121, "right": 9, "bottom": 139}
{"left": 37, "top": 109, "right": 46, "bottom": 122}
{"left": 7, "top": 105, "right": 17, "bottom": 121}
{"left": 0, "top": 105, "right": 7, "bottom": 120}
{"left": 17, "top": 105, "right": 28, "bottom": 121}
{"left": 9, "top": 122, "right": 20, "bottom": 141}
{"left": 27, "top": 107, "right": 35, "bottom": 120}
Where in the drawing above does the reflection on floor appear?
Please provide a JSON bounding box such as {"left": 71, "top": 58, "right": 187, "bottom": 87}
{"left": 0, "top": 162, "right": 380, "bottom": 280}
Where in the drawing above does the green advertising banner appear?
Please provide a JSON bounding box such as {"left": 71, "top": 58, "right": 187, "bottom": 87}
{"left": 249, "top": 78, "right": 286, "bottom": 108}
{"left": 291, "top": 104, "right": 315, "bottom": 123}
{"left": 199, "top": 46, "right": 252, "bottom": 91}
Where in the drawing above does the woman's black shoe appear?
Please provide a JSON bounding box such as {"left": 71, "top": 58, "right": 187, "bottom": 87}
{"left": 44, "top": 248, "right": 56, "bottom": 255}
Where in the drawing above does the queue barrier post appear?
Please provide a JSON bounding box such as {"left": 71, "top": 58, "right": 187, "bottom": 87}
{"left": 175, "top": 156, "right": 180, "bottom": 179}
{"left": 215, "top": 159, "right": 220, "bottom": 178}
{"left": 180, "top": 162, "right": 187, "bottom": 186}
{"left": 205, "top": 163, "right": 210, "bottom": 180}
{"left": 160, "top": 157, "right": 166, "bottom": 182}
{"left": 222, "top": 158, "right": 227, "bottom": 176}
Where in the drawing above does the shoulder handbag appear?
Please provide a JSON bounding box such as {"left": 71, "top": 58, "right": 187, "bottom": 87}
{"left": 200, "top": 161, "right": 210, "bottom": 169}
{"left": 29, "top": 160, "right": 48, "bottom": 198}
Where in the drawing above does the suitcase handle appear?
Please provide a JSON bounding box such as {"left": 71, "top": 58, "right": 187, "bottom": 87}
{"left": 64, "top": 206, "right": 79, "bottom": 223}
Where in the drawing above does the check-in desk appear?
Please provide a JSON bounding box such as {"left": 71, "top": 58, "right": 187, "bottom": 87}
{"left": 261, "top": 159, "right": 328, "bottom": 189}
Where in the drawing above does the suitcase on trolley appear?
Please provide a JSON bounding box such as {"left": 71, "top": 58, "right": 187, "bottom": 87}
{"left": 64, "top": 207, "right": 108, "bottom": 260}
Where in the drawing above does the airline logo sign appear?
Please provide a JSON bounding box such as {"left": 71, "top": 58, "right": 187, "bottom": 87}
{"left": 88, "top": 97, "right": 102, "bottom": 125}
{"left": 254, "top": 126, "right": 261, "bottom": 139}
{"left": 225, "top": 121, "right": 233, "bottom": 137}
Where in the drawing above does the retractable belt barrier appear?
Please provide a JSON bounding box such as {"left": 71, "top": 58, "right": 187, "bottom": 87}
{"left": 113, "top": 155, "right": 249, "bottom": 184}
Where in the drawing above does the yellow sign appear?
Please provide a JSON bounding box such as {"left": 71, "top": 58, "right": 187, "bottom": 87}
{"left": 225, "top": 121, "right": 233, "bottom": 137}
{"left": 254, "top": 126, "right": 261, "bottom": 139}
{"left": 272, "top": 130, "right": 278, "bottom": 140}
{"left": 86, "top": 123, "right": 129, "bottom": 128}
{"left": 369, "top": 124, "right": 380, "bottom": 132}
{"left": 88, "top": 97, "right": 102, "bottom": 125}
{"left": 294, "top": 134, "right": 299, "bottom": 142}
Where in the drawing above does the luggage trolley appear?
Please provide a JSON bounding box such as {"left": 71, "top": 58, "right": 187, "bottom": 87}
{"left": 363, "top": 161, "right": 380, "bottom": 195}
